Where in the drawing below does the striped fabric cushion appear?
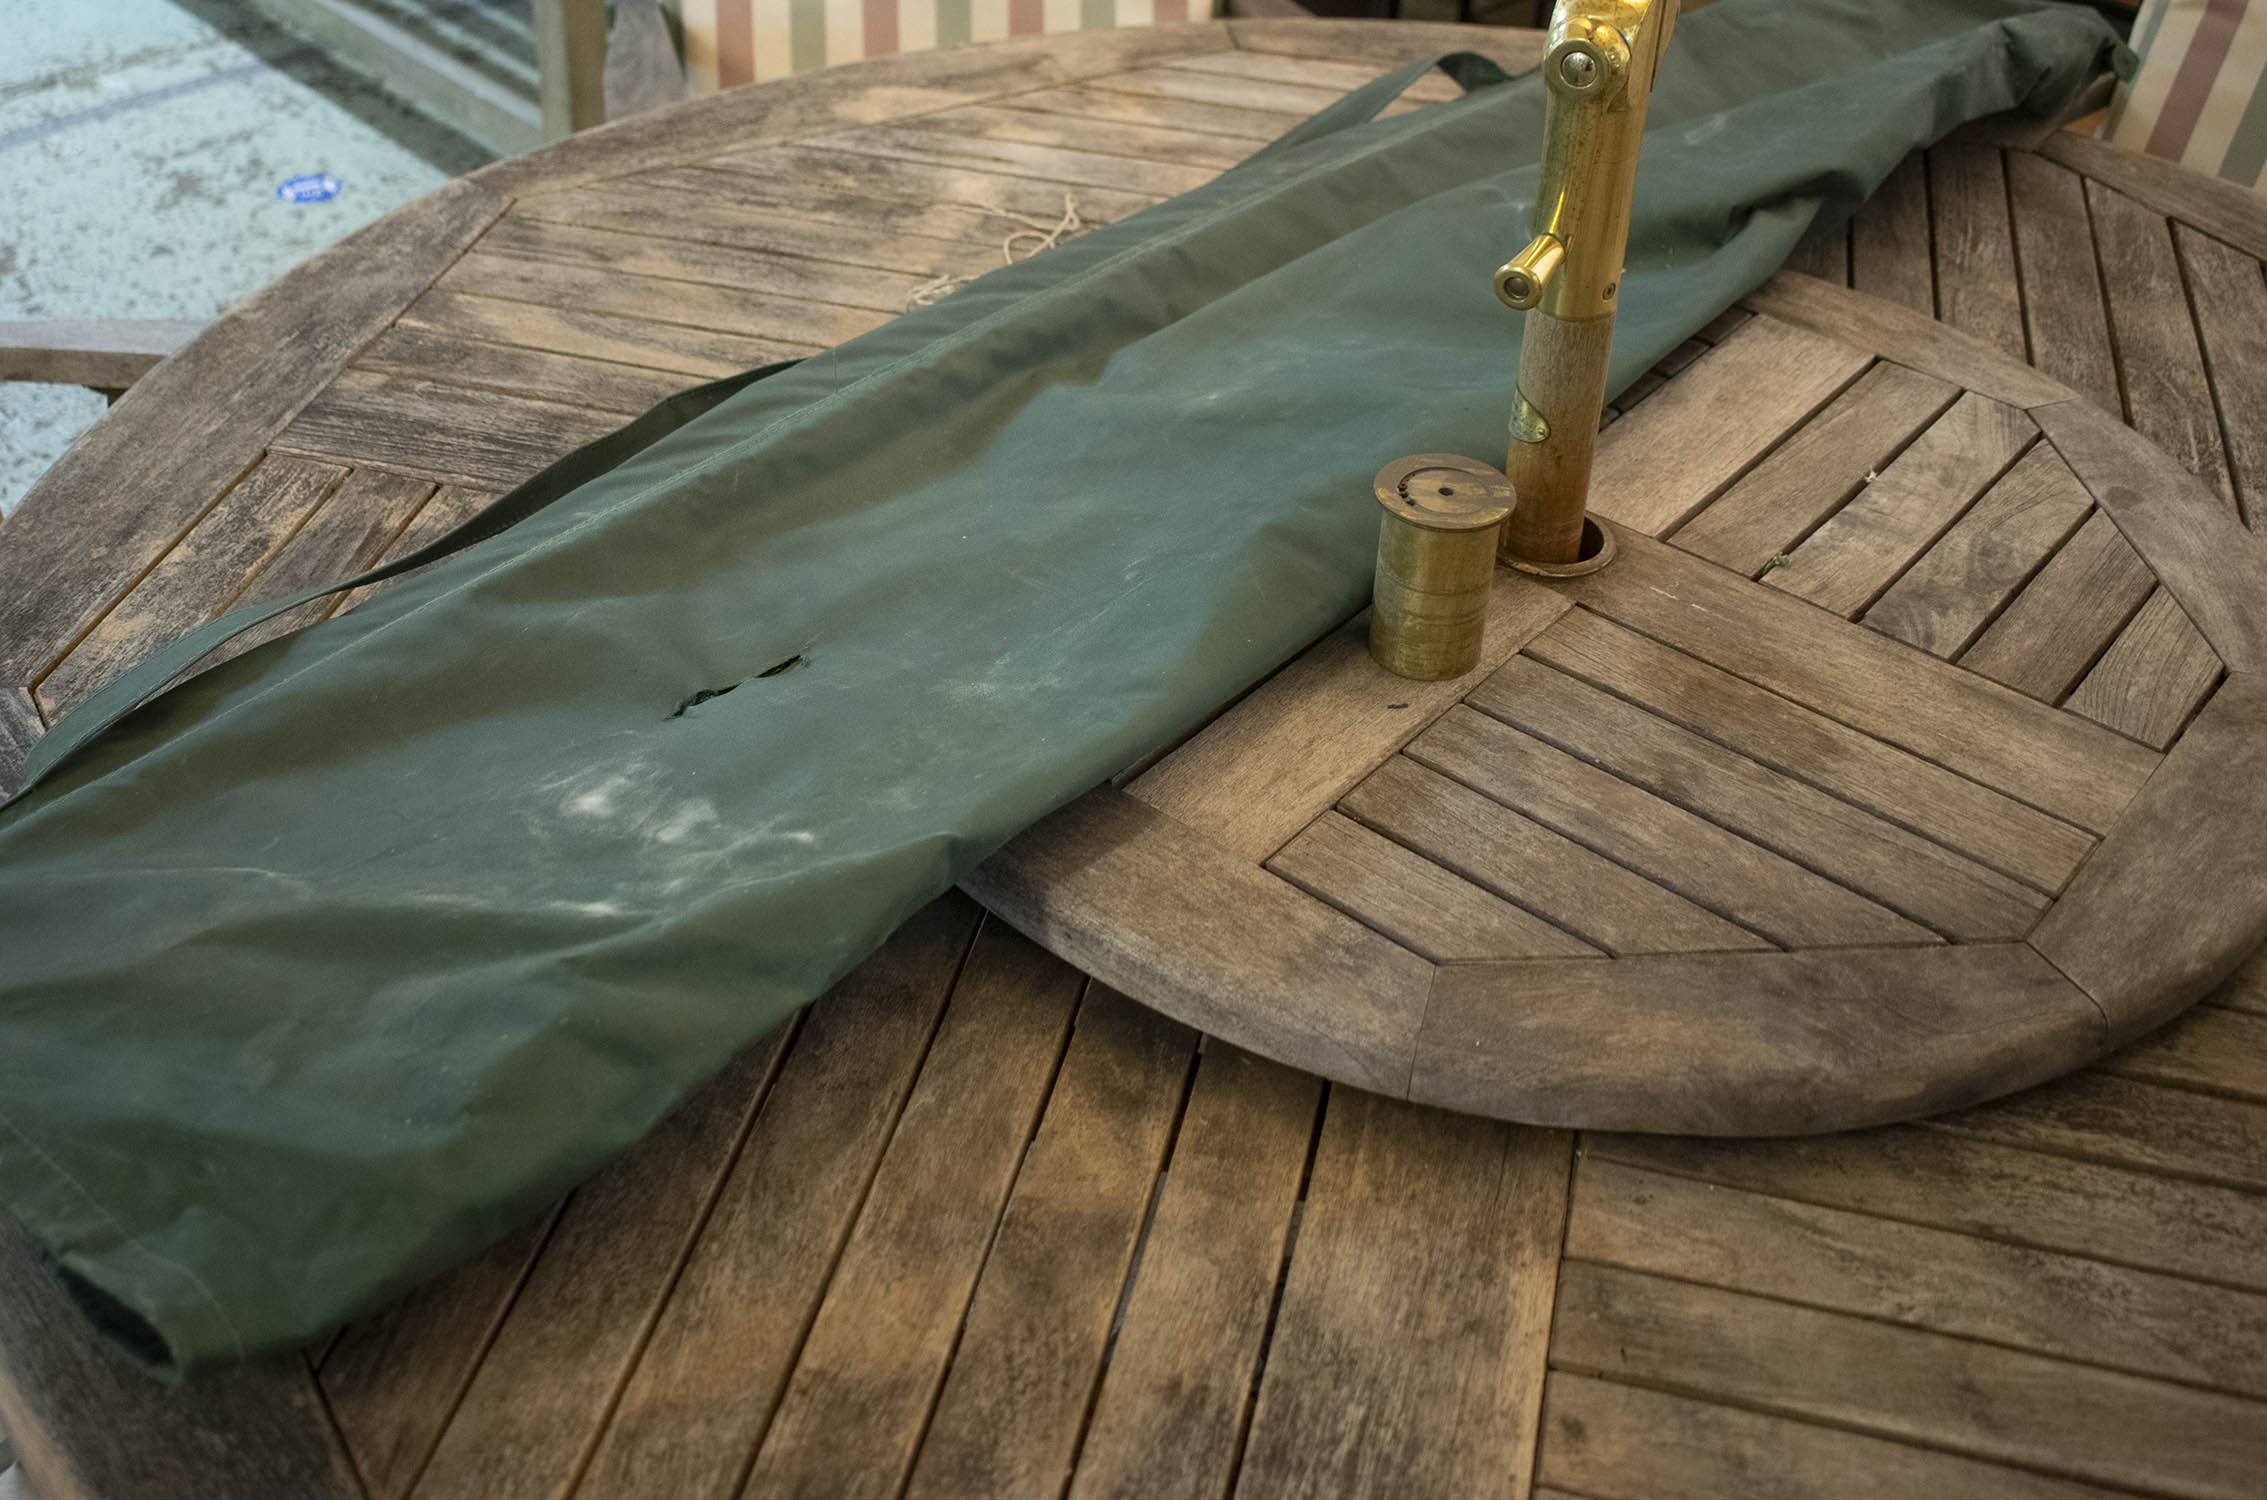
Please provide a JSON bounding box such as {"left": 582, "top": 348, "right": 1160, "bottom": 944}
{"left": 678, "top": 0, "right": 1213, "bottom": 91}
{"left": 2106, "top": 0, "right": 2267, "bottom": 191}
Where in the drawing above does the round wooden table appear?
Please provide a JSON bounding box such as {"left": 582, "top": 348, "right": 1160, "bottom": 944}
{"left": 3, "top": 19, "right": 2266, "bottom": 1500}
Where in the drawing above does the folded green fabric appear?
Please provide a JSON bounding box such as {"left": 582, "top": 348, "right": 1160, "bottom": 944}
{"left": 0, "top": 0, "right": 2123, "bottom": 1372}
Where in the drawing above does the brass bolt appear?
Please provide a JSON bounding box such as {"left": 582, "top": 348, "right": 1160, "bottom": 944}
{"left": 1558, "top": 48, "right": 1600, "bottom": 90}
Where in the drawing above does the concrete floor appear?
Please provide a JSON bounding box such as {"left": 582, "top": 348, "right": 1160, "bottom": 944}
{"left": 0, "top": 0, "right": 492, "bottom": 516}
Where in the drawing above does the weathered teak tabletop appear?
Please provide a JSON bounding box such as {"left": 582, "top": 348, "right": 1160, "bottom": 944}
{"left": 3, "top": 17, "right": 2266, "bottom": 1500}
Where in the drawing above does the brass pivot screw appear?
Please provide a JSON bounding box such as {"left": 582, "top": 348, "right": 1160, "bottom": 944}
{"left": 1369, "top": 454, "right": 1516, "bottom": 682}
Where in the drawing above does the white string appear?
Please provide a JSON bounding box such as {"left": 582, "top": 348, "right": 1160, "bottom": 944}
{"left": 906, "top": 194, "right": 1085, "bottom": 310}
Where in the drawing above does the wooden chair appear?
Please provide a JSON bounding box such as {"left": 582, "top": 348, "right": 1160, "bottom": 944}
{"left": 0, "top": 321, "right": 203, "bottom": 405}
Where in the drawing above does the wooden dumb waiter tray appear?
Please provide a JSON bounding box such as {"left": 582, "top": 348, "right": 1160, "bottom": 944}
{"left": 969, "top": 1, "right": 2267, "bottom": 1136}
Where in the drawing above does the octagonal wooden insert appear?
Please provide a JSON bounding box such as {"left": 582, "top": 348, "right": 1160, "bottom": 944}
{"left": 965, "top": 272, "right": 2267, "bottom": 1136}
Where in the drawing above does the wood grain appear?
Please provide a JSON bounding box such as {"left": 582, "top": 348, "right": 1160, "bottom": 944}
{"left": 353, "top": 325, "right": 696, "bottom": 415}
{"left": 1929, "top": 144, "right": 2026, "bottom": 358}
{"left": 1416, "top": 944, "right": 2102, "bottom": 1134}
{"left": 1342, "top": 754, "right": 1765, "bottom": 957}
{"left": 2105, "top": 1002, "right": 2267, "bottom": 1105}
{"left": 1552, "top": 1260, "right": 2267, "bottom": 1500}
{"left": 965, "top": 787, "right": 1435, "bottom": 1097}
{"left": 0, "top": 177, "right": 501, "bottom": 686}
{"left": 1469, "top": 656, "right": 2045, "bottom": 938}
{"left": 1523, "top": 607, "right": 2095, "bottom": 893}
{"left": 1268, "top": 809, "right": 1602, "bottom": 961}
{"left": 701, "top": 143, "right": 1161, "bottom": 235}
{"left": 397, "top": 287, "right": 814, "bottom": 377}
{"left": 575, "top": 897, "right": 980, "bottom": 1500}
{"left": 1537, "top": 1372, "right": 2132, "bottom": 1500}
{"left": 2034, "top": 396, "right": 2267, "bottom": 673}
{"left": 1408, "top": 706, "right": 1935, "bottom": 949}
{"left": 1065, "top": 1043, "right": 1320, "bottom": 1500}
{"left": 1556, "top": 529, "right": 2160, "bottom": 833}
{"left": 2031, "top": 672, "right": 2267, "bottom": 1044}
{"left": 1929, "top": 1065, "right": 2267, "bottom": 1195}
{"left": 2042, "top": 130, "right": 2267, "bottom": 263}
{"left": 1668, "top": 359, "right": 1959, "bottom": 576}
{"left": 2087, "top": 179, "right": 2236, "bottom": 507}
{"left": 2008, "top": 150, "right": 2121, "bottom": 414}
{"left": 1742, "top": 270, "right": 2076, "bottom": 408}
{"left": 1567, "top": 1154, "right": 2267, "bottom": 1399}
{"left": 0, "top": 685, "right": 39, "bottom": 801}
{"left": 1584, "top": 314, "right": 1872, "bottom": 537}
{"left": 734, "top": 921, "right": 1082, "bottom": 1500}
{"left": 1864, "top": 441, "right": 2096, "bottom": 658}
{"left": 904, "top": 989, "right": 1193, "bottom": 1500}
{"left": 277, "top": 369, "right": 620, "bottom": 487}
{"left": 1851, "top": 152, "right": 1934, "bottom": 315}
{"left": 1129, "top": 574, "right": 1569, "bottom": 863}
{"left": 2064, "top": 588, "right": 2223, "bottom": 749}
{"left": 1766, "top": 392, "right": 2034, "bottom": 616}
{"left": 1959, "top": 509, "right": 2157, "bottom": 701}
{"left": 1234, "top": 1092, "right": 1569, "bottom": 1500}
{"left": 476, "top": 214, "right": 936, "bottom": 313}
{"left": 435, "top": 252, "right": 883, "bottom": 349}
{"left": 2177, "top": 224, "right": 2267, "bottom": 528}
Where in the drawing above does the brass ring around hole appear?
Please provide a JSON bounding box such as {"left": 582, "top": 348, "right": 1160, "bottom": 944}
{"left": 1504, "top": 516, "right": 1617, "bottom": 578}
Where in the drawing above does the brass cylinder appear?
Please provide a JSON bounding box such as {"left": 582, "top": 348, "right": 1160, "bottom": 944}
{"left": 1369, "top": 454, "right": 1517, "bottom": 681}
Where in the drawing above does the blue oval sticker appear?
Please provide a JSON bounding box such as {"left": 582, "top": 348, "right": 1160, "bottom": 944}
{"left": 276, "top": 173, "right": 342, "bottom": 204}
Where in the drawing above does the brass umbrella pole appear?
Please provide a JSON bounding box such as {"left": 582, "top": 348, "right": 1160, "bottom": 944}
{"left": 1495, "top": 0, "right": 1676, "bottom": 574}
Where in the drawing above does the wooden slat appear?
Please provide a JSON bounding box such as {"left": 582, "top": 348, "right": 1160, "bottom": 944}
{"left": 809, "top": 123, "right": 1216, "bottom": 200}
{"left": 1959, "top": 509, "right": 2157, "bottom": 700}
{"left": 903, "top": 990, "right": 1193, "bottom": 1500}
{"left": 1225, "top": 16, "right": 1548, "bottom": 76}
{"left": 1537, "top": 1372, "right": 2132, "bottom": 1500}
{"left": 966, "top": 788, "right": 1436, "bottom": 1097}
{"left": 1555, "top": 530, "right": 2160, "bottom": 834}
{"left": 1129, "top": 573, "right": 1570, "bottom": 863}
{"left": 1742, "top": 271, "right": 2076, "bottom": 408}
{"left": 913, "top": 102, "right": 1251, "bottom": 173}
{"left": 1065, "top": 1043, "right": 1320, "bottom": 1500}
{"left": 1268, "top": 810, "right": 1601, "bottom": 961}
{"left": 1864, "top": 442, "right": 2096, "bottom": 658}
{"left": 1931, "top": 1063, "right": 2267, "bottom": 1194}
{"left": 354, "top": 325, "right": 694, "bottom": 415}
{"left": 480, "top": 19, "right": 1236, "bottom": 196}
{"left": 0, "top": 684, "right": 40, "bottom": 801}
{"left": 1524, "top": 607, "right": 2094, "bottom": 893}
{"left": 1551, "top": 1260, "right": 2267, "bottom": 1500}
{"left": 999, "top": 82, "right": 1303, "bottom": 144}
{"left": 1851, "top": 152, "right": 1935, "bottom": 314}
{"left": 406, "top": 1031, "right": 792, "bottom": 1500}
{"left": 277, "top": 370, "right": 620, "bottom": 487}
{"left": 1782, "top": 216, "right": 1851, "bottom": 285}
{"left": 335, "top": 485, "right": 499, "bottom": 616}
{"left": 1928, "top": 144, "right": 2026, "bottom": 358}
{"left": 1085, "top": 64, "right": 1357, "bottom": 120}
{"left": 196, "top": 468, "right": 436, "bottom": 670}
{"left": 511, "top": 168, "right": 1009, "bottom": 263}
{"left": 2064, "top": 589, "right": 2223, "bottom": 748}
{"left": 1166, "top": 46, "right": 1466, "bottom": 98}
{"left": 1588, "top": 1127, "right": 2267, "bottom": 1292}
{"left": 1470, "top": 657, "right": 2044, "bottom": 938}
{"left": 0, "top": 317, "right": 201, "bottom": 390}
{"left": 2033, "top": 396, "right": 2267, "bottom": 673}
{"left": 1410, "top": 706, "right": 1935, "bottom": 948}
{"left": 2106, "top": 1002, "right": 2267, "bottom": 1105}
{"left": 2007, "top": 150, "right": 2121, "bottom": 414}
{"left": 1416, "top": 945, "right": 2101, "bottom": 1134}
{"left": 0, "top": 1218, "right": 362, "bottom": 1500}
{"left": 477, "top": 214, "right": 936, "bottom": 314}
{"left": 735, "top": 922, "right": 1082, "bottom": 1500}
{"left": 701, "top": 144, "right": 1162, "bottom": 235}
{"left": 1584, "top": 315, "right": 1872, "bottom": 537}
{"left": 398, "top": 288, "right": 814, "bottom": 378}
{"left": 575, "top": 896, "right": 978, "bottom": 1500}
{"left": 0, "top": 177, "right": 503, "bottom": 686}
{"left": 2041, "top": 130, "right": 2267, "bottom": 264}
{"left": 2088, "top": 179, "right": 2237, "bottom": 506}
{"left": 1342, "top": 754, "right": 1765, "bottom": 956}
{"left": 321, "top": 1210, "right": 561, "bottom": 1500}
{"left": 1669, "top": 360, "right": 1959, "bottom": 576}
{"left": 1233, "top": 1092, "right": 1569, "bottom": 1500}
{"left": 436, "top": 253, "right": 884, "bottom": 349}
{"left": 1567, "top": 1155, "right": 2267, "bottom": 1400}
{"left": 2177, "top": 225, "right": 2267, "bottom": 528}
{"left": 2032, "top": 672, "right": 2267, "bottom": 1043}
{"left": 33, "top": 456, "right": 346, "bottom": 721}
{"left": 1767, "top": 393, "right": 2034, "bottom": 616}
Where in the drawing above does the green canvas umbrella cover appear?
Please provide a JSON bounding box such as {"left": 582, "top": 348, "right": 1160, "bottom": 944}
{"left": 0, "top": 0, "right": 2125, "bottom": 1372}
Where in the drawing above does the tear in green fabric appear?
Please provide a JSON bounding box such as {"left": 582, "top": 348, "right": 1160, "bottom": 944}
{"left": 0, "top": 0, "right": 2124, "bottom": 1372}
